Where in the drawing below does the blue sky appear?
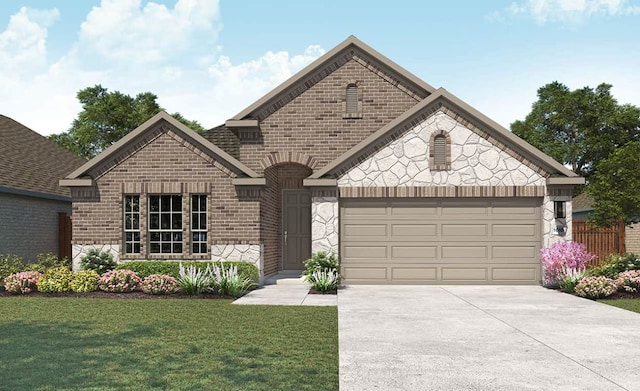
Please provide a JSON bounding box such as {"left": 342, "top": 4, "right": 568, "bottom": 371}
{"left": 1, "top": 0, "right": 639, "bottom": 136}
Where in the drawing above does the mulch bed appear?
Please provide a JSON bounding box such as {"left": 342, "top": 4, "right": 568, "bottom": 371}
{"left": 308, "top": 288, "right": 338, "bottom": 295}
{"left": 0, "top": 290, "right": 234, "bottom": 299}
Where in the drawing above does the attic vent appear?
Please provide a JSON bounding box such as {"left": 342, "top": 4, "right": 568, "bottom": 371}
{"left": 433, "top": 135, "right": 447, "bottom": 165}
{"left": 346, "top": 84, "right": 358, "bottom": 113}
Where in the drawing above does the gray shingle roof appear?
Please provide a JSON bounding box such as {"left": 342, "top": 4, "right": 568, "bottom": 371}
{"left": 0, "top": 115, "right": 87, "bottom": 198}
{"left": 572, "top": 192, "right": 594, "bottom": 210}
{"left": 201, "top": 124, "right": 240, "bottom": 160}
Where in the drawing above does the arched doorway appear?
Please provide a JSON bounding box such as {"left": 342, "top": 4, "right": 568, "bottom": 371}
{"left": 261, "top": 163, "right": 313, "bottom": 276}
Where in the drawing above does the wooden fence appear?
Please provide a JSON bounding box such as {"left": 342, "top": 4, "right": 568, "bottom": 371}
{"left": 572, "top": 220, "right": 625, "bottom": 265}
{"left": 58, "top": 212, "right": 72, "bottom": 261}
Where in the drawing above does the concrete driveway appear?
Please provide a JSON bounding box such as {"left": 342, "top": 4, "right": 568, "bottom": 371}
{"left": 339, "top": 285, "right": 640, "bottom": 391}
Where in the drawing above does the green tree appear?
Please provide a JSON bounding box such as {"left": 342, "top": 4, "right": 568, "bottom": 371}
{"left": 587, "top": 141, "right": 640, "bottom": 225}
{"left": 511, "top": 81, "right": 640, "bottom": 180}
{"left": 49, "top": 85, "right": 205, "bottom": 159}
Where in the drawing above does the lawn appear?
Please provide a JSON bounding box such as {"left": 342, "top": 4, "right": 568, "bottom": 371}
{"left": 598, "top": 298, "right": 640, "bottom": 314}
{"left": 0, "top": 297, "right": 338, "bottom": 391}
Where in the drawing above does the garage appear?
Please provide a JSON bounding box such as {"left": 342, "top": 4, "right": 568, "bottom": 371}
{"left": 340, "top": 198, "right": 542, "bottom": 284}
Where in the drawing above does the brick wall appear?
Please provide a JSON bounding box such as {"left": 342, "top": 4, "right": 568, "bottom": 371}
{"left": 71, "top": 126, "right": 260, "bottom": 260}
{"left": 625, "top": 223, "right": 640, "bottom": 254}
{"left": 0, "top": 192, "right": 70, "bottom": 261}
{"left": 240, "top": 58, "right": 420, "bottom": 174}
{"left": 260, "top": 164, "right": 311, "bottom": 276}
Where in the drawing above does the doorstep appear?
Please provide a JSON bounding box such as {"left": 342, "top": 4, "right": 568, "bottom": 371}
{"left": 233, "top": 271, "right": 337, "bottom": 306}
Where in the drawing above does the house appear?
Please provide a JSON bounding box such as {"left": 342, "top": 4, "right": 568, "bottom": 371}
{"left": 0, "top": 115, "right": 86, "bottom": 261}
{"left": 571, "top": 192, "right": 639, "bottom": 254}
{"left": 60, "top": 36, "right": 583, "bottom": 285}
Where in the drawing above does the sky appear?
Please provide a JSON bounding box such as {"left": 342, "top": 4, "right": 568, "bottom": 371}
{"left": 1, "top": 0, "right": 639, "bottom": 136}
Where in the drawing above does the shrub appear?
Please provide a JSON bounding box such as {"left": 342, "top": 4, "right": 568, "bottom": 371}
{"left": 24, "top": 253, "right": 71, "bottom": 273}
{"left": 116, "top": 261, "right": 259, "bottom": 287}
{"left": 540, "top": 242, "right": 596, "bottom": 286}
{"left": 558, "top": 267, "right": 586, "bottom": 293}
{"left": 306, "top": 269, "right": 339, "bottom": 293}
{"left": 304, "top": 251, "right": 339, "bottom": 279}
{"left": 574, "top": 276, "right": 618, "bottom": 299}
{"left": 210, "top": 263, "right": 255, "bottom": 297}
{"left": 98, "top": 269, "right": 141, "bottom": 293}
{"left": 4, "top": 271, "right": 42, "bottom": 294}
{"left": 0, "top": 254, "right": 25, "bottom": 285}
{"left": 614, "top": 270, "right": 640, "bottom": 293}
{"left": 141, "top": 274, "right": 179, "bottom": 295}
{"left": 588, "top": 253, "right": 640, "bottom": 278}
{"left": 81, "top": 249, "right": 117, "bottom": 274}
{"left": 176, "top": 263, "right": 211, "bottom": 295}
{"left": 37, "top": 267, "right": 74, "bottom": 293}
{"left": 70, "top": 270, "right": 100, "bottom": 293}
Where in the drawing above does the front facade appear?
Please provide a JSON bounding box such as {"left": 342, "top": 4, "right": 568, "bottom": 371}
{"left": 62, "top": 36, "right": 583, "bottom": 284}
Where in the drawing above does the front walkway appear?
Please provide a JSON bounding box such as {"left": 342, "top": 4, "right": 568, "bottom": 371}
{"left": 233, "top": 284, "right": 337, "bottom": 306}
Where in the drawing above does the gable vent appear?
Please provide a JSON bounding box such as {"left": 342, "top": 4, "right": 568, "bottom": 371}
{"left": 346, "top": 84, "right": 358, "bottom": 113}
{"left": 434, "top": 135, "right": 446, "bottom": 165}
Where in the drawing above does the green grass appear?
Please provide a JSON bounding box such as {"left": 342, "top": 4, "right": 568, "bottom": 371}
{"left": 598, "top": 299, "right": 640, "bottom": 314}
{"left": 0, "top": 298, "right": 338, "bottom": 391}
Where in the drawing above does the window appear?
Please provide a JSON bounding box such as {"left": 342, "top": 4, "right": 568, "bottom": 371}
{"left": 191, "top": 195, "right": 207, "bottom": 254}
{"left": 123, "top": 195, "right": 140, "bottom": 254}
{"left": 346, "top": 84, "right": 358, "bottom": 113}
{"left": 148, "top": 195, "right": 182, "bottom": 254}
{"left": 433, "top": 135, "right": 447, "bottom": 165}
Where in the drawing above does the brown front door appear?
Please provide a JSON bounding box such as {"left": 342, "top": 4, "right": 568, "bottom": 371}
{"left": 282, "top": 190, "right": 311, "bottom": 270}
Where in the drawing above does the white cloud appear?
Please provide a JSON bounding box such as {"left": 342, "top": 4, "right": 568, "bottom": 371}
{"left": 0, "top": 7, "right": 59, "bottom": 76}
{"left": 505, "top": 0, "right": 640, "bottom": 23}
{"left": 80, "top": 0, "right": 220, "bottom": 63}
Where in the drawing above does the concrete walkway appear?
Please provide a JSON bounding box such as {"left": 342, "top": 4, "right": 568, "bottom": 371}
{"left": 339, "top": 285, "right": 640, "bottom": 391}
{"left": 233, "top": 284, "right": 337, "bottom": 306}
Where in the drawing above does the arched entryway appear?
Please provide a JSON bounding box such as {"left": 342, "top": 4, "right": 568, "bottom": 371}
{"left": 261, "top": 163, "right": 313, "bottom": 276}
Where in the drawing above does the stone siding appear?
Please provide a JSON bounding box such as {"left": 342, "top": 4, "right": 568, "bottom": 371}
{"left": 625, "top": 223, "right": 640, "bottom": 254}
{"left": 311, "top": 195, "right": 339, "bottom": 255}
{"left": 0, "top": 192, "right": 71, "bottom": 261}
{"left": 211, "top": 244, "right": 263, "bottom": 277}
{"left": 71, "top": 124, "right": 260, "bottom": 260}
{"left": 240, "top": 58, "right": 420, "bottom": 175}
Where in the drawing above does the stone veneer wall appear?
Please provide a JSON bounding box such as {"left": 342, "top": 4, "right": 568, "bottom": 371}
{"left": 211, "top": 244, "right": 263, "bottom": 277}
{"left": 311, "top": 193, "right": 339, "bottom": 255}
{"left": 336, "top": 110, "right": 572, "bottom": 246}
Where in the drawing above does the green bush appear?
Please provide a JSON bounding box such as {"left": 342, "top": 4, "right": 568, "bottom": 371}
{"left": 0, "top": 254, "right": 25, "bottom": 284}
{"left": 24, "top": 253, "right": 71, "bottom": 273}
{"left": 70, "top": 270, "right": 100, "bottom": 293}
{"left": 36, "top": 267, "right": 74, "bottom": 293}
{"left": 303, "top": 252, "right": 339, "bottom": 276}
{"left": 306, "top": 269, "right": 339, "bottom": 293}
{"left": 574, "top": 276, "right": 618, "bottom": 299}
{"left": 116, "top": 261, "right": 259, "bottom": 286}
{"left": 81, "top": 249, "right": 117, "bottom": 274}
{"left": 587, "top": 253, "right": 640, "bottom": 278}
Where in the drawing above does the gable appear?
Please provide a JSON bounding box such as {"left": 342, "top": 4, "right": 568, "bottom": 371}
{"left": 229, "top": 35, "right": 434, "bottom": 122}
{"left": 338, "top": 110, "right": 545, "bottom": 187}
{"left": 312, "top": 89, "right": 580, "bottom": 182}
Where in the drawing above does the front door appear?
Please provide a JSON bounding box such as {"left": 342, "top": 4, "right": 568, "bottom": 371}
{"left": 282, "top": 190, "right": 311, "bottom": 270}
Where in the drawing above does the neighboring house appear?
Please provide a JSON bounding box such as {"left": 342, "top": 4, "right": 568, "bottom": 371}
{"left": 60, "top": 36, "right": 583, "bottom": 285}
{"left": 0, "top": 115, "right": 86, "bottom": 261}
{"left": 571, "top": 192, "right": 640, "bottom": 254}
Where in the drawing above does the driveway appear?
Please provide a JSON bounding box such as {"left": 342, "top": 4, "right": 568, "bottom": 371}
{"left": 339, "top": 285, "right": 640, "bottom": 391}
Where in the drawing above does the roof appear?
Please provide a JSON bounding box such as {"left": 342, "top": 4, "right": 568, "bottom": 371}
{"left": 230, "top": 35, "right": 435, "bottom": 121}
{"left": 0, "top": 115, "right": 86, "bottom": 199}
{"left": 63, "top": 111, "right": 258, "bottom": 182}
{"left": 572, "top": 192, "right": 594, "bottom": 211}
{"left": 310, "top": 88, "right": 581, "bottom": 180}
{"left": 202, "top": 124, "right": 240, "bottom": 160}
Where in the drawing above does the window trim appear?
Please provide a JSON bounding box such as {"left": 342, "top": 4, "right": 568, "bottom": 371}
{"left": 190, "top": 194, "right": 208, "bottom": 254}
{"left": 148, "top": 194, "right": 183, "bottom": 254}
{"left": 429, "top": 130, "right": 451, "bottom": 170}
{"left": 123, "top": 195, "right": 141, "bottom": 254}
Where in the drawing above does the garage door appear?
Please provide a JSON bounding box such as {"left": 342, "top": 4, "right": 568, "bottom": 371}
{"left": 340, "top": 198, "right": 542, "bottom": 284}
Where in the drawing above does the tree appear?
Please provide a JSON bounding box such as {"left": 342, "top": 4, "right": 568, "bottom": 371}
{"left": 587, "top": 141, "right": 640, "bottom": 225}
{"left": 511, "top": 81, "right": 640, "bottom": 180}
{"left": 49, "top": 85, "right": 205, "bottom": 159}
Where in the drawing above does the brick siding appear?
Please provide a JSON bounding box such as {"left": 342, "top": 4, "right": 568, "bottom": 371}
{"left": 71, "top": 127, "right": 260, "bottom": 260}
{"left": 240, "top": 58, "right": 420, "bottom": 175}
{"left": 625, "top": 223, "right": 640, "bottom": 254}
{"left": 0, "top": 192, "right": 70, "bottom": 261}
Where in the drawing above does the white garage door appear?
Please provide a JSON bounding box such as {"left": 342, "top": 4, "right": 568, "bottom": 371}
{"left": 340, "top": 198, "right": 542, "bottom": 284}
